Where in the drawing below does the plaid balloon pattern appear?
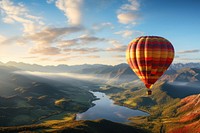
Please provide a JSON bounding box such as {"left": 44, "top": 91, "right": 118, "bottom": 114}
{"left": 126, "top": 36, "right": 174, "bottom": 89}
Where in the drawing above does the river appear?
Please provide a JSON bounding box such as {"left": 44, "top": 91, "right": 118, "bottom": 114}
{"left": 76, "top": 91, "right": 149, "bottom": 123}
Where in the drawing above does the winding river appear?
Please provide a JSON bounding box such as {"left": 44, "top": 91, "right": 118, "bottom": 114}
{"left": 76, "top": 91, "right": 149, "bottom": 123}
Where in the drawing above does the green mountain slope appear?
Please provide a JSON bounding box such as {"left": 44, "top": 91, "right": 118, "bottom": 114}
{"left": 96, "top": 67, "right": 200, "bottom": 133}
{"left": 0, "top": 66, "right": 95, "bottom": 126}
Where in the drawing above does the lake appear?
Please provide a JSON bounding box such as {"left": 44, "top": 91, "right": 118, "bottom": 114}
{"left": 76, "top": 91, "right": 149, "bottom": 123}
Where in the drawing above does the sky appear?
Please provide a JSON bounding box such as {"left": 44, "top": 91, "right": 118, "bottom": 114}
{"left": 0, "top": 0, "right": 200, "bottom": 66}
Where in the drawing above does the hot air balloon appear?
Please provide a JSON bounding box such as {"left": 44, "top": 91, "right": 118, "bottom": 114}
{"left": 126, "top": 36, "right": 174, "bottom": 95}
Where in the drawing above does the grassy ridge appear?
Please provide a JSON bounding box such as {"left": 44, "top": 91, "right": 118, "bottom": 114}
{"left": 97, "top": 81, "right": 200, "bottom": 133}
{"left": 0, "top": 118, "right": 149, "bottom": 133}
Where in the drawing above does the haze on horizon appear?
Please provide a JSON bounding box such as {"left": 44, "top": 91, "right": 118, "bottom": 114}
{"left": 0, "top": 0, "right": 200, "bottom": 66}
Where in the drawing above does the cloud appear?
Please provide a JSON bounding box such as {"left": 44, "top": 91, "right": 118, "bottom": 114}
{"left": 177, "top": 49, "right": 200, "bottom": 54}
{"left": 58, "top": 34, "right": 106, "bottom": 47}
{"left": 0, "top": 35, "right": 35, "bottom": 46}
{"left": 38, "top": 58, "right": 50, "bottom": 61}
{"left": 108, "top": 39, "right": 123, "bottom": 47}
{"left": 174, "top": 55, "right": 200, "bottom": 62}
{"left": 115, "top": 30, "right": 143, "bottom": 38}
{"left": 175, "top": 55, "right": 179, "bottom": 58}
{"left": 55, "top": 0, "right": 83, "bottom": 25}
{"left": 0, "top": 36, "right": 21, "bottom": 45}
{"left": 63, "top": 47, "right": 101, "bottom": 54}
{"left": 0, "top": 0, "right": 44, "bottom": 34}
{"left": 79, "top": 34, "right": 106, "bottom": 43}
{"left": 21, "top": 56, "right": 37, "bottom": 59}
{"left": 113, "top": 55, "right": 125, "bottom": 58}
{"left": 120, "top": 0, "right": 139, "bottom": 11}
{"left": 54, "top": 55, "right": 82, "bottom": 62}
{"left": 106, "top": 45, "right": 127, "bottom": 52}
{"left": 86, "top": 55, "right": 100, "bottom": 58}
{"left": 2, "top": 26, "right": 84, "bottom": 46}
{"left": 55, "top": 57, "right": 70, "bottom": 62}
{"left": 27, "top": 26, "right": 84, "bottom": 46}
{"left": 107, "top": 39, "right": 127, "bottom": 52}
{"left": 58, "top": 40, "right": 78, "bottom": 47}
{"left": 0, "top": 35, "right": 6, "bottom": 43}
{"left": 92, "top": 22, "right": 114, "bottom": 31}
{"left": 117, "top": 0, "right": 140, "bottom": 25}
{"left": 177, "top": 58, "right": 200, "bottom": 61}
{"left": 30, "top": 47, "right": 61, "bottom": 55}
{"left": 1, "top": 36, "right": 30, "bottom": 46}
{"left": 115, "top": 30, "right": 133, "bottom": 38}
{"left": 106, "top": 39, "right": 127, "bottom": 52}
{"left": 117, "top": 12, "right": 138, "bottom": 24}
{"left": 55, "top": 57, "right": 72, "bottom": 62}
{"left": 47, "top": 0, "right": 55, "bottom": 4}
{"left": 61, "top": 39, "right": 126, "bottom": 54}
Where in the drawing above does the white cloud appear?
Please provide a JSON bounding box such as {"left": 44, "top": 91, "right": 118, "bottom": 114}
{"left": 175, "top": 57, "right": 200, "bottom": 62}
{"left": 115, "top": 30, "right": 133, "bottom": 38}
{"left": 55, "top": 0, "right": 83, "bottom": 25}
{"left": 63, "top": 47, "right": 101, "bottom": 54}
{"left": 115, "top": 30, "right": 143, "bottom": 38}
{"left": 117, "top": 0, "right": 140, "bottom": 25}
{"left": 0, "top": 35, "right": 6, "bottom": 43}
{"left": 92, "top": 22, "right": 114, "bottom": 31}
{"left": 107, "top": 39, "right": 126, "bottom": 52}
{"left": 47, "top": 0, "right": 55, "bottom": 4}
{"left": 117, "top": 12, "right": 138, "bottom": 24}
{"left": 177, "top": 49, "right": 200, "bottom": 54}
{"left": 58, "top": 40, "right": 78, "bottom": 47}
{"left": 0, "top": 26, "right": 83, "bottom": 46}
{"left": 108, "top": 39, "right": 123, "bottom": 47}
{"left": 106, "top": 45, "right": 127, "bottom": 52}
{"left": 60, "top": 38, "right": 127, "bottom": 54}
{"left": 0, "top": 36, "right": 23, "bottom": 46}
{"left": 120, "top": 0, "right": 139, "bottom": 11}
{"left": 0, "top": 0, "right": 44, "bottom": 34}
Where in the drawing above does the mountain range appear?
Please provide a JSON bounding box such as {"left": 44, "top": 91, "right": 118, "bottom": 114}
{"left": 3, "top": 61, "right": 200, "bottom": 72}
{"left": 2, "top": 61, "right": 200, "bottom": 85}
{"left": 0, "top": 61, "right": 199, "bottom": 132}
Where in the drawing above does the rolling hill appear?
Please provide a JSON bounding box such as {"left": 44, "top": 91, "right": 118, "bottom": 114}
{"left": 0, "top": 65, "right": 95, "bottom": 126}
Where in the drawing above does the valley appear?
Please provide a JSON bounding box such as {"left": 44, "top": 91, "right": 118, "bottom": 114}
{"left": 0, "top": 62, "right": 199, "bottom": 132}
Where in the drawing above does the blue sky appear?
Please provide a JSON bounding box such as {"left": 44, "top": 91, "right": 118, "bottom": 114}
{"left": 0, "top": 0, "right": 199, "bottom": 65}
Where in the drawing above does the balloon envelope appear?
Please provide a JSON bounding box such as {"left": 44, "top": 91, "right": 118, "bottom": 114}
{"left": 126, "top": 36, "right": 174, "bottom": 89}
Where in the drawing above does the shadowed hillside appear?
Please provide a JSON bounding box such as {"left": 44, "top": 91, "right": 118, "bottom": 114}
{"left": 0, "top": 65, "right": 96, "bottom": 126}
{"left": 55, "top": 119, "right": 149, "bottom": 133}
{"left": 0, "top": 119, "right": 149, "bottom": 133}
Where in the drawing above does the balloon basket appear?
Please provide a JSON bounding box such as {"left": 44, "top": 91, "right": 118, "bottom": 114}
{"left": 146, "top": 90, "right": 152, "bottom": 95}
